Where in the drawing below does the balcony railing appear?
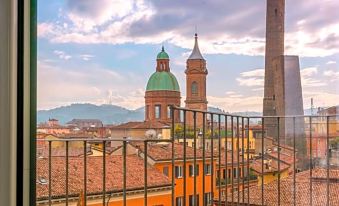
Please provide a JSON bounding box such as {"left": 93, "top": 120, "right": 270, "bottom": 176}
{"left": 35, "top": 106, "right": 339, "bottom": 206}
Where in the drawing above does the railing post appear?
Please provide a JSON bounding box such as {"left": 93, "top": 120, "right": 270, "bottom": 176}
{"left": 202, "top": 112, "right": 206, "bottom": 206}
{"left": 277, "top": 117, "right": 281, "bottom": 206}
{"left": 123, "top": 140, "right": 127, "bottom": 206}
{"left": 183, "top": 110, "right": 187, "bottom": 206}
{"left": 237, "top": 116, "right": 240, "bottom": 205}
{"left": 66, "top": 141, "right": 69, "bottom": 206}
{"left": 211, "top": 114, "right": 214, "bottom": 204}
{"left": 231, "top": 116, "right": 234, "bottom": 204}
{"left": 224, "top": 115, "right": 228, "bottom": 205}
{"left": 218, "top": 114, "right": 221, "bottom": 206}
{"left": 193, "top": 111, "right": 197, "bottom": 206}
{"left": 261, "top": 117, "right": 264, "bottom": 206}
{"left": 171, "top": 106, "right": 175, "bottom": 206}
{"left": 83, "top": 140, "right": 87, "bottom": 206}
{"left": 48, "top": 140, "right": 52, "bottom": 206}
{"left": 309, "top": 116, "right": 313, "bottom": 206}
{"left": 144, "top": 141, "right": 148, "bottom": 206}
{"left": 326, "top": 116, "right": 330, "bottom": 206}
{"left": 293, "top": 117, "right": 296, "bottom": 206}
{"left": 102, "top": 140, "right": 106, "bottom": 206}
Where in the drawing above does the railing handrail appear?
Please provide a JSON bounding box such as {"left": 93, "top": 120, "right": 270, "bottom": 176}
{"left": 38, "top": 138, "right": 173, "bottom": 142}
{"left": 172, "top": 106, "right": 339, "bottom": 118}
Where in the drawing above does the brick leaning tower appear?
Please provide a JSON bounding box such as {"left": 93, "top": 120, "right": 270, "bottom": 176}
{"left": 263, "top": 0, "right": 285, "bottom": 138}
{"left": 185, "top": 33, "right": 208, "bottom": 128}
{"left": 263, "top": 0, "right": 304, "bottom": 141}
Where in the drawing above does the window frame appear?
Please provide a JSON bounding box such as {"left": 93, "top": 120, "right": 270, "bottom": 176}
{"left": 191, "top": 81, "right": 198, "bottom": 96}
{"left": 175, "top": 165, "right": 183, "bottom": 178}
{"left": 155, "top": 104, "right": 161, "bottom": 119}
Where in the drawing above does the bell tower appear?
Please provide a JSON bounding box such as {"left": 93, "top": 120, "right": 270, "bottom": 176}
{"left": 185, "top": 33, "right": 208, "bottom": 127}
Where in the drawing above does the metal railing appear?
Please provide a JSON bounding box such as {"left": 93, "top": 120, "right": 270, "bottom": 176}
{"left": 36, "top": 106, "right": 338, "bottom": 206}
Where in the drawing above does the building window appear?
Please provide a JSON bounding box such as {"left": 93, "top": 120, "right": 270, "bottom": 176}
{"left": 189, "top": 194, "right": 199, "bottom": 206}
{"left": 189, "top": 164, "right": 199, "bottom": 176}
{"left": 205, "top": 163, "right": 211, "bottom": 175}
{"left": 167, "top": 105, "right": 172, "bottom": 118}
{"left": 155, "top": 105, "right": 161, "bottom": 119}
{"left": 191, "top": 81, "right": 198, "bottom": 95}
{"left": 233, "top": 168, "right": 237, "bottom": 178}
{"left": 146, "top": 105, "right": 149, "bottom": 119}
{"left": 175, "top": 165, "right": 183, "bottom": 178}
{"left": 227, "top": 141, "right": 232, "bottom": 150}
{"left": 223, "top": 169, "right": 226, "bottom": 179}
{"left": 176, "top": 197, "right": 183, "bottom": 206}
{"left": 228, "top": 169, "right": 231, "bottom": 178}
{"left": 163, "top": 166, "right": 169, "bottom": 177}
{"left": 204, "top": 192, "right": 212, "bottom": 205}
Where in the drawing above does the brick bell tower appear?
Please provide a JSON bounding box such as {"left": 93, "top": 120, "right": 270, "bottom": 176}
{"left": 263, "top": 0, "right": 285, "bottom": 138}
{"left": 185, "top": 33, "right": 208, "bottom": 128}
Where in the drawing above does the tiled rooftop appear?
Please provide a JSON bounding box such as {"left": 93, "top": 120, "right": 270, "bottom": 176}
{"left": 131, "top": 142, "right": 213, "bottom": 161}
{"left": 251, "top": 158, "right": 290, "bottom": 174}
{"left": 109, "top": 121, "right": 171, "bottom": 129}
{"left": 36, "top": 155, "right": 171, "bottom": 201}
{"left": 225, "top": 168, "right": 339, "bottom": 205}
{"left": 215, "top": 149, "right": 250, "bottom": 166}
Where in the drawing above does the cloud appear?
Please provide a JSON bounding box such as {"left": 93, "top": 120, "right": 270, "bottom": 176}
{"left": 300, "top": 67, "right": 327, "bottom": 87}
{"left": 323, "top": 69, "right": 339, "bottom": 82}
{"left": 38, "top": 0, "right": 339, "bottom": 57}
{"left": 239, "top": 69, "right": 264, "bottom": 77}
{"left": 236, "top": 68, "right": 264, "bottom": 87}
{"left": 37, "top": 61, "right": 144, "bottom": 110}
{"left": 208, "top": 94, "right": 263, "bottom": 112}
{"left": 326, "top": 61, "right": 336, "bottom": 65}
{"left": 303, "top": 91, "right": 339, "bottom": 109}
{"left": 79, "top": 54, "right": 94, "bottom": 61}
{"left": 301, "top": 67, "right": 318, "bottom": 77}
{"left": 53, "top": 50, "right": 72, "bottom": 60}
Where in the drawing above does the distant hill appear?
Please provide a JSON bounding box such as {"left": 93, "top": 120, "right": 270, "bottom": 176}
{"left": 38, "top": 103, "right": 263, "bottom": 125}
{"left": 38, "top": 103, "right": 144, "bottom": 124}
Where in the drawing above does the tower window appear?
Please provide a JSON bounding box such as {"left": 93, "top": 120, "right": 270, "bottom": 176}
{"left": 155, "top": 105, "right": 161, "bottom": 119}
{"left": 146, "top": 105, "right": 150, "bottom": 119}
{"left": 275, "top": 8, "right": 278, "bottom": 16}
{"left": 191, "top": 81, "right": 198, "bottom": 95}
{"left": 167, "top": 105, "right": 172, "bottom": 118}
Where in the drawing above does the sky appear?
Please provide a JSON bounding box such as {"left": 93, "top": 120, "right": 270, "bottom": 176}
{"left": 37, "top": 0, "right": 339, "bottom": 112}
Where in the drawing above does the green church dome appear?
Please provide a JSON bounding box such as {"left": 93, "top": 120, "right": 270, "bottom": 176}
{"left": 157, "top": 46, "right": 169, "bottom": 59}
{"left": 146, "top": 71, "right": 180, "bottom": 92}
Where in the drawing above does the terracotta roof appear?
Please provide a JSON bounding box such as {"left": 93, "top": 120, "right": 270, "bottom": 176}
{"left": 37, "top": 125, "right": 69, "bottom": 129}
{"left": 131, "top": 142, "right": 213, "bottom": 161}
{"left": 37, "top": 145, "right": 92, "bottom": 157}
{"left": 267, "top": 151, "right": 296, "bottom": 166}
{"left": 36, "top": 155, "right": 171, "bottom": 201}
{"left": 67, "top": 119, "right": 103, "bottom": 124}
{"left": 251, "top": 158, "right": 290, "bottom": 174}
{"left": 225, "top": 168, "right": 339, "bottom": 205}
{"left": 56, "top": 133, "right": 96, "bottom": 139}
{"left": 110, "top": 121, "right": 170, "bottom": 130}
{"left": 216, "top": 149, "right": 250, "bottom": 166}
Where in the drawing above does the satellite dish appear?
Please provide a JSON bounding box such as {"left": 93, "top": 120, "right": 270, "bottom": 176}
{"left": 145, "top": 129, "right": 157, "bottom": 139}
